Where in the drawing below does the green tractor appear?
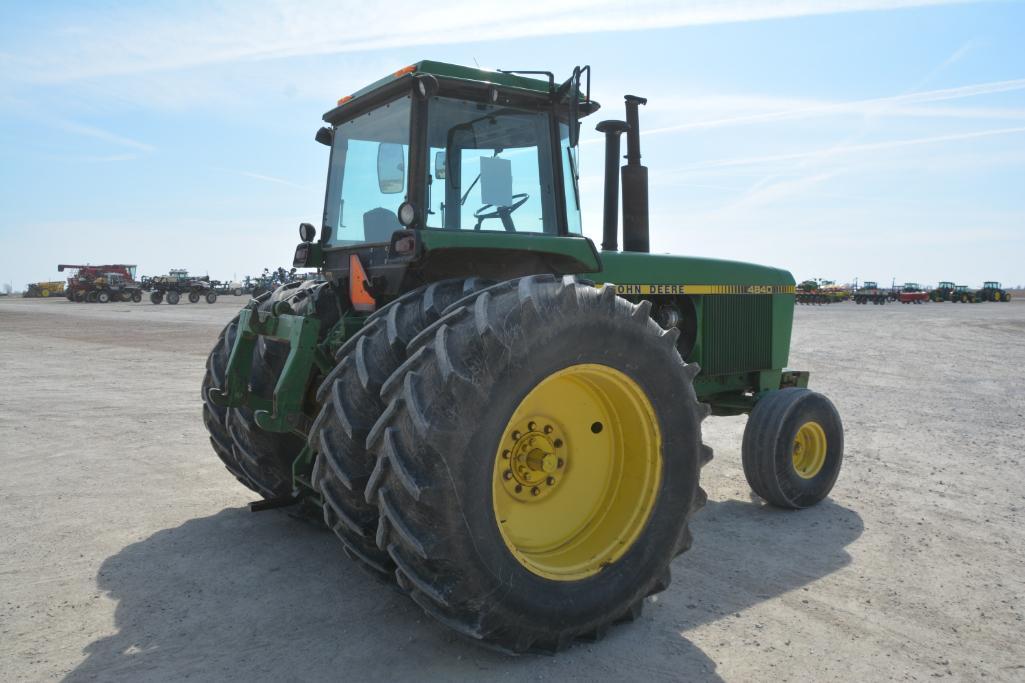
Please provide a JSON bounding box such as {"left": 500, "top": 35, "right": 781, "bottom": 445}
{"left": 953, "top": 284, "right": 979, "bottom": 303}
{"left": 931, "top": 281, "right": 956, "bottom": 302}
{"left": 202, "top": 61, "right": 844, "bottom": 653}
{"left": 978, "top": 281, "right": 1010, "bottom": 302}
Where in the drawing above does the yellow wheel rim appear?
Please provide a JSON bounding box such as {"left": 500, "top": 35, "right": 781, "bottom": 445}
{"left": 492, "top": 363, "right": 662, "bottom": 581}
{"left": 792, "top": 421, "right": 827, "bottom": 479}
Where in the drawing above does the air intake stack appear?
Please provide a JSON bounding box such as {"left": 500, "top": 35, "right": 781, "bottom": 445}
{"left": 621, "top": 95, "right": 649, "bottom": 253}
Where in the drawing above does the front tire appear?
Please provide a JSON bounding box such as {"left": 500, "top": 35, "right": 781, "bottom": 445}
{"left": 742, "top": 388, "right": 843, "bottom": 509}
{"left": 188, "top": 291, "right": 201, "bottom": 304}
{"left": 150, "top": 291, "right": 163, "bottom": 304}
{"left": 205, "top": 291, "right": 218, "bottom": 304}
{"left": 167, "top": 290, "right": 180, "bottom": 305}
{"left": 364, "top": 276, "right": 710, "bottom": 653}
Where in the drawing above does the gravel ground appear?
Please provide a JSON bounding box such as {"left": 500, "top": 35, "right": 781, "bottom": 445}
{"left": 2, "top": 296, "right": 1024, "bottom": 682}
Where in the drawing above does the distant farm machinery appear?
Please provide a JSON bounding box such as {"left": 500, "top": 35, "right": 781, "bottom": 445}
{"left": 896, "top": 283, "right": 929, "bottom": 304}
{"left": 57, "top": 264, "right": 143, "bottom": 303}
{"left": 796, "top": 279, "right": 850, "bottom": 305}
{"left": 24, "top": 281, "right": 65, "bottom": 298}
{"left": 977, "top": 281, "right": 1010, "bottom": 302}
{"left": 853, "top": 281, "right": 890, "bottom": 305}
{"left": 142, "top": 269, "right": 218, "bottom": 305}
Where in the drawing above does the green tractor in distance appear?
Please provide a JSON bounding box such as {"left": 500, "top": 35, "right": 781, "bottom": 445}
{"left": 978, "top": 281, "right": 1010, "bottom": 302}
{"left": 953, "top": 284, "right": 980, "bottom": 303}
{"left": 931, "top": 281, "right": 956, "bottom": 302}
{"left": 202, "top": 61, "right": 844, "bottom": 653}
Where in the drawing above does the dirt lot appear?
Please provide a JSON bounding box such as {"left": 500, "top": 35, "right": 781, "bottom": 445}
{"left": 2, "top": 296, "right": 1024, "bottom": 681}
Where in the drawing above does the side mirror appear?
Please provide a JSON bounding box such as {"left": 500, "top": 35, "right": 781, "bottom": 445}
{"left": 377, "top": 143, "right": 405, "bottom": 194}
{"left": 315, "top": 127, "right": 333, "bottom": 146}
{"left": 298, "top": 222, "right": 316, "bottom": 243}
{"left": 434, "top": 151, "right": 446, "bottom": 180}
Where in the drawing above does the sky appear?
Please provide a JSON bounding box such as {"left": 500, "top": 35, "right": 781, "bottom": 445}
{"left": 1, "top": 0, "right": 1023, "bottom": 291}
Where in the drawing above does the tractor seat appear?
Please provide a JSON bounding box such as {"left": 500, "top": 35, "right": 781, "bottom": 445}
{"left": 363, "top": 207, "right": 401, "bottom": 243}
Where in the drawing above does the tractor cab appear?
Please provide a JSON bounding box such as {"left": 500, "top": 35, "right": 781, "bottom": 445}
{"left": 295, "top": 62, "right": 598, "bottom": 287}
{"left": 862, "top": 281, "right": 879, "bottom": 290}
{"left": 984, "top": 281, "right": 1001, "bottom": 289}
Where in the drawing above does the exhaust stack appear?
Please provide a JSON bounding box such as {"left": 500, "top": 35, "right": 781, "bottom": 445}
{"left": 595, "top": 119, "right": 629, "bottom": 252}
{"left": 621, "top": 95, "right": 649, "bottom": 253}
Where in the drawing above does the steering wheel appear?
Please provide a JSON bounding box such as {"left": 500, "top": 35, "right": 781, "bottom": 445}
{"left": 473, "top": 193, "right": 530, "bottom": 232}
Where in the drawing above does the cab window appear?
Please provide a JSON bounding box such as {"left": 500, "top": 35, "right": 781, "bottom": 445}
{"left": 425, "top": 98, "right": 557, "bottom": 234}
{"left": 324, "top": 97, "right": 411, "bottom": 245}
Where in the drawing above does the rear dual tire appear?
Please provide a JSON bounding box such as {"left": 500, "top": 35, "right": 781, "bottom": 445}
{"left": 310, "top": 278, "right": 492, "bottom": 578}
{"left": 356, "top": 276, "right": 710, "bottom": 653}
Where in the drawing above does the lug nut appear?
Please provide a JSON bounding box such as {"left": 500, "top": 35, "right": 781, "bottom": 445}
{"left": 553, "top": 438, "right": 563, "bottom": 448}
{"left": 528, "top": 421, "right": 536, "bottom": 431}
{"left": 503, "top": 470, "right": 513, "bottom": 480}
{"left": 557, "top": 458, "right": 564, "bottom": 468}
{"left": 547, "top": 476, "right": 556, "bottom": 486}
{"left": 531, "top": 487, "right": 540, "bottom": 496}
{"left": 512, "top": 431, "right": 521, "bottom": 440}
{"left": 544, "top": 425, "right": 553, "bottom": 434}
{"left": 502, "top": 450, "right": 510, "bottom": 459}
{"left": 514, "top": 484, "right": 522, "bottom": 493}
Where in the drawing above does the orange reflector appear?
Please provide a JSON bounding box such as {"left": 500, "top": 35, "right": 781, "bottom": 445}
{"left": 336, "top": 95, "right": 353, "bottom": 106}
{"left": 394, "top": 65, "right": 416, "bottom": 77}
{"left": 348, "top": 254, "right": 376, "bottom": 312}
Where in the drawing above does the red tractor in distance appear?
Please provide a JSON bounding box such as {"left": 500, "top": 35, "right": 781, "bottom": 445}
{"left": 58, "top": 264, "right": 141, "bottom": 303}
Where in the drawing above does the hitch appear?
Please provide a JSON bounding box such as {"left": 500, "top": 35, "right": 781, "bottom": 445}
{"left": 249, "top": 495, "right": 300, "bottom": 512}
{"left": 207, "top": 299, "right": 330, "bottom": 436}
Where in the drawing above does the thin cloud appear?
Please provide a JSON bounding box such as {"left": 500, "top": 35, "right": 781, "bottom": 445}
{"left": 75, "top": 153, "right": 139, "bottom": 163}
{"left": 642, "top": 79, "right": 1025, "bottom": 136}
{"left": 240, "top": 171, "right": 306, "bottom": 190}
{"left": 53, "top": 120, "right": 155, "bottom": 152}
{"left": 5, "top": 0, "right": 982, "bottom": 83}
{"left": 669, "top": 126, "right": 1025, "bottom": 172}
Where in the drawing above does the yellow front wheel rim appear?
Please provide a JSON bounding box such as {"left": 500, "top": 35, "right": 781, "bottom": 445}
{"left": 792, "top": 421, "right": 828, "bottom": 479}
{"left": 492, "top": 364, "right": 662, "bottom": 581}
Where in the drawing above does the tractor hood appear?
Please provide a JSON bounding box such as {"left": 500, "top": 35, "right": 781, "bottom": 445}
{"left": 595, "top": 251, "right": 795, "bottom": 292}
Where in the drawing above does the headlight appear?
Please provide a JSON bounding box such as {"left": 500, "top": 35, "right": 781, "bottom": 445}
{"left": 397, "top": 202, "right": 417, "bottom": 227}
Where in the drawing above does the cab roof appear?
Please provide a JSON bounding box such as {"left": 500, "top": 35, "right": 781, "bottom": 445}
{"left": 323, "top": 60, "right": 594, "bottom": 121}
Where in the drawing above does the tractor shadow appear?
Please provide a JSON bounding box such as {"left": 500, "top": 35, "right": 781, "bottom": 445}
{"left": 67, "top": 498, "right": 861, "bottom": 682}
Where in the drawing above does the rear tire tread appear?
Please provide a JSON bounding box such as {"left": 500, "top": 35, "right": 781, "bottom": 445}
{"left": 311, "top": 278, "right": 493, "bottom": 579}
{"left": 368, "top": 275, "right": 711, "bottom": 653}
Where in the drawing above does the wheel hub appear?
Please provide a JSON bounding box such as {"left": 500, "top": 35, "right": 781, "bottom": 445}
{"left": 500, "top": 419, "right": 566, "bottom": 501}
{"left": 792, "top": 420, "right": 827, "bottom": 479}
{"left": 492, "top": 364, "right": 662, "bottom": 581}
